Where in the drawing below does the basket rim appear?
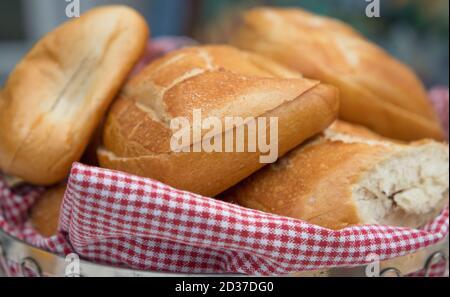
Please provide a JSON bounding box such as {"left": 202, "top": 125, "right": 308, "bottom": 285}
{"left": 1, "top": 227, "right": 448, "bottom": 277}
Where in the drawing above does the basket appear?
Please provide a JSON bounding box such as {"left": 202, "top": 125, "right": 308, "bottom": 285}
{"left": 1, "top": 228, "right": 448, "bottom": 277}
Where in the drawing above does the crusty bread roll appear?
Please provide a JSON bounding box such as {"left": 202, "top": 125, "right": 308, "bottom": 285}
{"left": 224, "top": 121, "right": 449, "bottom": 230}
{"left": 98, "top": 45, "right": 339, "bottom": 197}
{"left": 30, "top": 184, "right": 66, "bottom": 237}
{"left": 230, "top": 7, "right": 444, "bottom": 141}
{"left": 0, "top": 6, "right": 149, "bottom": 185}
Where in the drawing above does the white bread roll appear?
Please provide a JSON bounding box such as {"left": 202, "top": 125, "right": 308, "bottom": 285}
{"left": 98, "top": 45, "right": 339, "bottom": 197}
{"left": 0, "top": 6, "right": 149, "bottom": 185}
{"left": 224, "top": 121, "right": 449, "bottom": 230}
{"left": 231, "top": 7, "right": 444, "bottom": 141}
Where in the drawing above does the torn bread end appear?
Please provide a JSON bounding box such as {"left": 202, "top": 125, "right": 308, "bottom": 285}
{"left": 354, "top": 142, "right": 449, "bottom": 228}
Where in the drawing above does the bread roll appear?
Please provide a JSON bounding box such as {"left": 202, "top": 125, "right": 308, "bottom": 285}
{"left": 30, "top": 184, "right": 66, "bottom": 237}
{"left": 230, "top": 7, "right": 444, "bottom": 141}
{"left": 0, "top": 6, "right": 149, "bottom": 185}
{"left": 98, "top": 45, "right": 339, "bottom": 197}
{"left": 224, "top": 121, "right": 449, "bottom": 230}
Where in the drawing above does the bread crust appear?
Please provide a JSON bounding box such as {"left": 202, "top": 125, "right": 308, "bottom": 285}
{"left": 0, "top": 6, "right": 149, "bottom": 185}
{"left": 98, "top": 46, "right": 339, "bottom": 197}
{"left": 30, "top": 184, "right": 66, "bottom": 237}
{"left": 230, "top": 7, "right": 444, "bottom": 141}
{"left": 223, "top": 121, "right": 449, "bottom": 230}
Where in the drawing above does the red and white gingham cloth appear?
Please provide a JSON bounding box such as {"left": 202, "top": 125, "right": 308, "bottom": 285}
{"left": 0, "top": 163, "right": 448, "bottom": 275}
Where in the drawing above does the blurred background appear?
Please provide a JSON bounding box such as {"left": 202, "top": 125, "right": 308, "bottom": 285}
{"left": 0, "top": 0, "right": 448, "bottom": 86}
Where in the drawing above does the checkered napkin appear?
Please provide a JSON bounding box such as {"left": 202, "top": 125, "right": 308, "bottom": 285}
{"left": 1, "top": 163, "right": 448, "bottom": 276}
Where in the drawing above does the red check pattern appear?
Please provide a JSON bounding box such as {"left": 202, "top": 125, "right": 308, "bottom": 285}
{"left": 1, "top": 163, "right": 448, "bottom": 276}
{"left": 0, "top": 177, "right": 73, "bottom": 256}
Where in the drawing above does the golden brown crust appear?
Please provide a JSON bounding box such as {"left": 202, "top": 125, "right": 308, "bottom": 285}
{"left": 225, "top": 138, "right": 389, "bottom": 230}
{"left": 223, "top": 121, "right": 448, "bottom": 230}
{"left": 0, "top": 6, "right": 149, "bottom": 185}
{"left": 231, "top": 7, "right": 444, "bottom": 141}
{"left": 98, "top": 45, "right": 339, "bottom": 197}
{"left": 30, "top": 184, "right": 66, "bottom": 237}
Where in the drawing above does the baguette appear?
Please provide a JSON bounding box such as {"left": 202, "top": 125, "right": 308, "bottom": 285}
{"left": 230, "top": 7, "right": 444, "bottom": 141}
{"left": 0, "top": 6, "right": 149, "bottom": 185}
{"left": 98, "top": 45, "right": 339, "bottom": 197}
{"left": 224, "top": 121, "right": 449, "bottom": 230}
